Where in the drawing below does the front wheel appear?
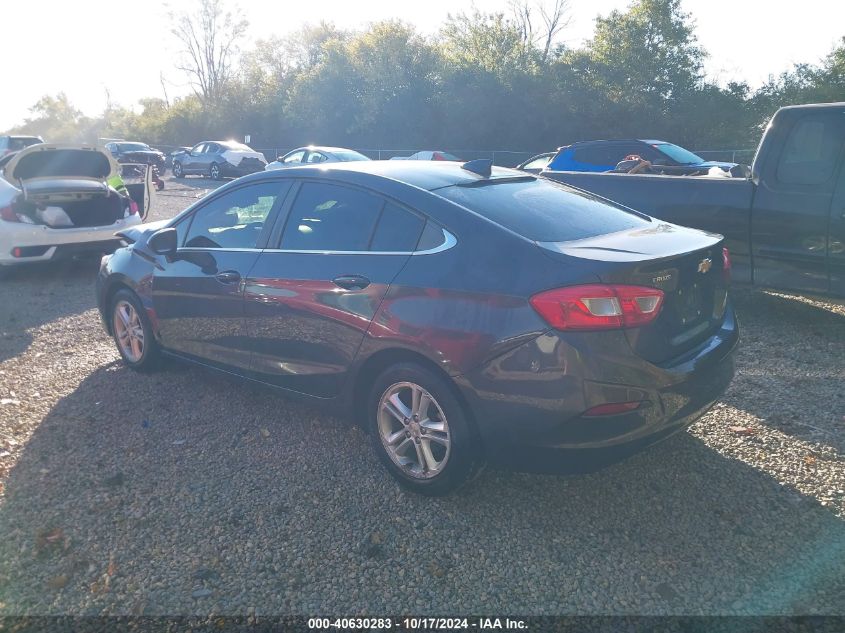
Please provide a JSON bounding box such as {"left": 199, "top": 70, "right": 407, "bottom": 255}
{"left": 210, "top": 162, "right": 222, "bottom": 180}
{"left": 172, "top": 161, "right": 184, "bottom": 178}
{"left": 110, "top": 289, "right": 161, "bottom": 371}
{"left": 367, "top": 363, "right": 481, "bottom": 495}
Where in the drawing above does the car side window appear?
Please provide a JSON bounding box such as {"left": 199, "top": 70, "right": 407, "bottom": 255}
{"left": 524, "top": 155, "right": 552, "bottom": 170}
{"left": 777, "top": 114, "right": 845, "bottom": 185}
{"left": 280, "top": 182, "right": 383, "bottom": 251}
{"left": 306, "top": 152, "right": 327, "bottom": 164}
{"left": 370, "top": 203, "right": 425, "bottom": 252}
{"left": 191, "top": 143, "right": 206, "bottom": 155}
{"left": 284, "top": 151, "right": 305, "bottom": 164}
{"left": 183, "top": 181, "right": 288, "bottom": 249}
{"left": 573, "top": 145, "right": 623, "bottom": 166}
{"left": 205, "top": 143, "right": 219, "bottom": 154}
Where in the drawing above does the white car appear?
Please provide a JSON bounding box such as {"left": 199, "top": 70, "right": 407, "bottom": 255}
{"left": 389, "top": 150, "right": 461, "bottom": 161}
{"left": 0, "top": 144, "right": 148, "bottom": 275}
{"left": 265, "top": 146, "right": 370, "bottom": 170}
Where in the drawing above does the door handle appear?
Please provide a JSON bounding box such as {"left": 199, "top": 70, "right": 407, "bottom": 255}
{"left": 215, "top": 270, "right": 241, "bottom": 284}
{"left": 332, "top": 275, "right": 370, "bottom": 290}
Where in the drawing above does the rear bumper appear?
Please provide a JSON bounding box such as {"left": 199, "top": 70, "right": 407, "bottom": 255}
{"left": 0, "top": 217, "right": 139, "bottom": 266}
{"left": 456, "top": 304, "right": 739, "bottom": 473}
{"left": 221, "top": 162, "right": 266, "bottom": 177}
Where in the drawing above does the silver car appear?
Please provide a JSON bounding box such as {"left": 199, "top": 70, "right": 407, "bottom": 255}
{"left": 265, "top": 146, "right": 370, "bottom": 170}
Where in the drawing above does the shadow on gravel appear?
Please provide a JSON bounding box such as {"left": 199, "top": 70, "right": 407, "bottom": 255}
{"left": 726, "top": 289, "right": 845, "bottom": 451}
{"left": 1, "top": 361, "right": 844, "bottom": 616}
{"left": 0, "top": 258, "right": 101, "bottom": 363}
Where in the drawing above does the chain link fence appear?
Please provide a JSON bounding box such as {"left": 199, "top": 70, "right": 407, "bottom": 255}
{"left": 150, "top": 144, "right": 756, "bottom": 168}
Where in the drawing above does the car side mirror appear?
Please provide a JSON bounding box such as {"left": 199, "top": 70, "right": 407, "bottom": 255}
{"left": 148, "top": 227, "right": 178, "bottom": 257}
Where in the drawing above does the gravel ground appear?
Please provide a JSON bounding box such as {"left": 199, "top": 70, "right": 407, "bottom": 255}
{"left": 0, "top": 176, "right": 843, "bottom": 616}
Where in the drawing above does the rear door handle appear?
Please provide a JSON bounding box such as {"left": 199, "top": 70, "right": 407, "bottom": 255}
{"left": 215, "top": 270, "right": 241, "bottom": 284}
{"left": 332, "top": 275, "right": 370, "bottom": 290}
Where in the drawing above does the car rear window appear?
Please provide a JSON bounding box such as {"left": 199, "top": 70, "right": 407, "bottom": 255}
{"left": 436, "top": 178, "right": 650, "bottom": 242}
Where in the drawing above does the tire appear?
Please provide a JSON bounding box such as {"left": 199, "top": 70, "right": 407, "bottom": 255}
{"left": 172, "top": 161, "right": 184, "bottom": 178}
{"left": 210, "top": 162, "right": 222, "bottom": 180}
{"left": 110, "top": 289, "right": 161, "bottom": 372}
{"left": 367, "top": 362, "right": 480, "bottom": 495}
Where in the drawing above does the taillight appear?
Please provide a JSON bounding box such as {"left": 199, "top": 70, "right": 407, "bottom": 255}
{"left": 529, "top": 284, "right": 664, "bottom": 330}
{"left": 0, "top": 206, "right": 20, "bottom": 222}
{"left": 722, "top": 247, "right": 731, "bottom": 283}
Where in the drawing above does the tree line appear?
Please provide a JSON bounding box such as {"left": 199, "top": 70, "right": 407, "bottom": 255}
{"left": 5, "top": 0, "right": 845, "bottom": 157}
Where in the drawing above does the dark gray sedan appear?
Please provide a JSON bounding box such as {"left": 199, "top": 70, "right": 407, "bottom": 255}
{"left": 172, "top": 141, "right": 268, "bottom": 180}
{"left": 96, "top": 160, "right": 737, "bottom": 495}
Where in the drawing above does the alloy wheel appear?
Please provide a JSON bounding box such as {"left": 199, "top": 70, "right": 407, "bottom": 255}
{"left": 210, "top": 163, "right": 220, "bottom": 179}
{"left": 113, "top": 299, "right": 145, "bottom": 363}
{"left": 377, "top": 382, "right": 451, "bottom": 479}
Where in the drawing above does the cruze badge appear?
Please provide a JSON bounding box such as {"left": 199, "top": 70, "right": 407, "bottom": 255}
{"left": 697, "top": 258, "right": 712, "bottom": 274}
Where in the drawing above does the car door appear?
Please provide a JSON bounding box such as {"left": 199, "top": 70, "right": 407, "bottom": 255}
{"left": 243, "top": 180, "right": 426, "bottom": 398}
{"left": 152, "top": 179, "right": 292, "bottom": 370}
{"left": 751, "top": 109, "right": 845, "bottom": 294}
{"left": 828, "top": 156, "right": 845, "bottom": 296}
{"left": 183, "top": 143, "right": 206, "bottom": 173}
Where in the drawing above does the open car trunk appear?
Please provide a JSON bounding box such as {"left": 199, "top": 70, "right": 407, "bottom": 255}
{"left": 11, "top": 191, "right": 129, "bottom": 228}
{"left": 3, "top": 145, "right": 150, "bottom": 225}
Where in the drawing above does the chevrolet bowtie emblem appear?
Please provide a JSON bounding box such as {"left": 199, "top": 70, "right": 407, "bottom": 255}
{"left": 697, "top": 258, "right": 712, "bottom": 274}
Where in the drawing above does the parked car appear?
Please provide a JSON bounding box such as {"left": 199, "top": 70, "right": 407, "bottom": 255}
{"left": 0, "top": 135, "right": 43, "bottom": 158}
{"left": 542, "top": 102, "right": 845, "bottom": 297}
{"left": 517, "top": 152, "right": 555, "bottom": 174}
{"left": 390, "top": 150, "right": 461, "bottom": 161}
{"left": 547, "top": 139, "right": 737, "bottom": 173}
{"left": 172, "top": 141, "right": 267, "bottom": 180}
{"left": 104, "top": 141, "right": 166, "bottom": 171}
{"left": 96, "top": 159, "right": 737, "bottom": 494}
{"left": 0, "top": 144, "right": 149, "bottom": 276}
{"left": 265, "top": 146, "right": 370, "bottom": 170}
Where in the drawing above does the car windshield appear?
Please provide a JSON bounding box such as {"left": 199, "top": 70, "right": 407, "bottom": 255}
{"left": 334, "top": 150, "right": 370, "bottom": 161}
{"left": 653, "top": 142, "right": 705, "bottom": 165}
{"left": 436, "top": 177, "right": 650, "bottom": 242}
{"left": 119, "top": 143, "right": 150, "bottom": 152}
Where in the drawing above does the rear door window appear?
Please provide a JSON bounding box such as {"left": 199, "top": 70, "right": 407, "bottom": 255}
{"left": 777, "top": 113, "right": 845, "bottom": 185}
{"left": 370, "top": 203, "right": 425, "bottom": 252}
{"left": 280, "top": 183, "right": 383, "bottom": 251}
{"left": 437, "top": 178, "right": 650, "bottom": 242}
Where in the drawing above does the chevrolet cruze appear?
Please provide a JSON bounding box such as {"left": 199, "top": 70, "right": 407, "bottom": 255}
{"left": 97, "top": 160, "right": 738, "bottom": 495}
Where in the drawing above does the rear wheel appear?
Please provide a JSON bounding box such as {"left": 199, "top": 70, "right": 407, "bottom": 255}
{"left": 367, "top": 363, "right": 480, "bottom": 495}
{"left": 172, "top": 161, "right": 184, "bottom": 178}
{"left": 210, "top": 162, "right": 221, "bottom": 180}
{"left": 110, "top": 289, "right": 161, "bottom": 371}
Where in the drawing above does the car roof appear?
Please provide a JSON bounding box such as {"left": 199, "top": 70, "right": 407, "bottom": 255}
{"left": 243, "top": 159, "right": 528, "bottom": 191}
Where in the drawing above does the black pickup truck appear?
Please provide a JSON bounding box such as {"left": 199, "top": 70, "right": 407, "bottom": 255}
{"left": 542, "top": 103, "right": 845, "bottom": 297}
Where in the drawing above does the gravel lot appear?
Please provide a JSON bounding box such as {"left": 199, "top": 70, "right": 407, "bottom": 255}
{"left": 0, "top": 176, "right": 844, "bottom": 616}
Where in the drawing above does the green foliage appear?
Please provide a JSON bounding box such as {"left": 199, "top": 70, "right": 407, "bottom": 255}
{"left": 4, "top": 1, "right": 843, "bottom": 155}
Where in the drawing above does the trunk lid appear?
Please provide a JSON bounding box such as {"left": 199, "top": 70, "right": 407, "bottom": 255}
{"left": 3, "top": 144, "right": 118, "bottom": 182}
{"left": 539, "top": 222, "right": 728, "bottom": 364}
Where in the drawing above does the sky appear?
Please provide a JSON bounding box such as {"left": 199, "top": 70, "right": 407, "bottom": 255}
{"left": 2, "top": 0, "right": 843, "bottom": 131}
